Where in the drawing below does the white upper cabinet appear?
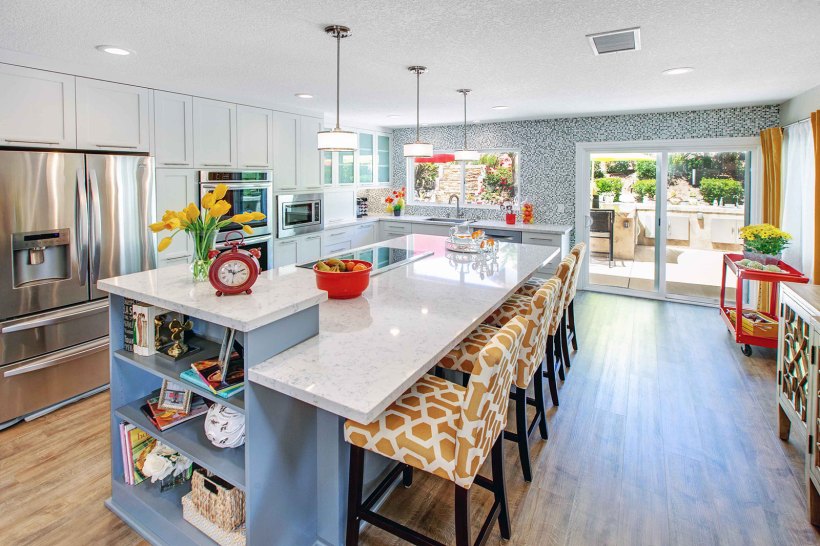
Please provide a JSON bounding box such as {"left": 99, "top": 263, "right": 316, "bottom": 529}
{"left": 193, "top": 97, "right": 237, "bottom": 168}
{"left": 376, "top": 133, "right": 392, "bottom": 185}
{"left": 0, "top": 64, "right": 76, "bottom": 149}
{"left": 76, "top": 78, "right": 150, "bottom": 152}
{"left": 153, "top": 91, "right": 193, "bottom": 167}
{"left": 272, "top": 111, "right": 299, "bottom": 192}
{"left": 299, "top": 116, "right": 323, "bottom": 191}
{"left": 237, "top": 105, "right": 273, "bottom": 169}
{"left": 155, "top": 169, "right": 198, "bottom": 265}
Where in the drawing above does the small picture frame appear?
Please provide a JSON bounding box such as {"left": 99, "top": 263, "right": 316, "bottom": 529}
{"left": 157, "top": 380, "right": 193, "bottom": 413}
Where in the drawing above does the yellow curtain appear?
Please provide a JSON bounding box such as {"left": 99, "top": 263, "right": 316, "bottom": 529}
{"left": 758, "top": 127, "right": 784, "bottom": 310}
{"left": 812, "top": 112, "right": 820, "bottom": 284}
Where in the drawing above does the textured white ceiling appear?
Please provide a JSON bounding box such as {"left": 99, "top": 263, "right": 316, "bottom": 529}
{"left": 1, "top": 0, "right": 818, "bottom": 128}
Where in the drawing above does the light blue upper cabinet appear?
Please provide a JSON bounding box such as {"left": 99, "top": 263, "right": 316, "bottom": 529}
{"left": 359, "top": 132, "right": 373, "bottom": 185}
{"left": 338, "top": 151, "right": 355, "bottom": 185}
{"left": 376, "top": 134, "right": 391, "bottom": 184}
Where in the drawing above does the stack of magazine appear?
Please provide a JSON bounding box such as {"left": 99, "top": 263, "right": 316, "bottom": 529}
{"left": 141, "top": 395, "right": 209, "bottom": 432}
{"left": 119, "top": 424, "right": 155, "bottom": 485}
{"left": 180, "top": 355, "right": 245, "bottom": 399}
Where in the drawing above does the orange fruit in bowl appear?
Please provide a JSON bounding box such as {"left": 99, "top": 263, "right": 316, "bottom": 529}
{"left": 353, "top": 263, "right": 368, "bottom": 272}
{"left": 471, "top": 230, "right": 483, "bottom": 239}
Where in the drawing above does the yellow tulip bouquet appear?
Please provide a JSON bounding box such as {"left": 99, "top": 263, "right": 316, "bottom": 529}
{"left": 149, "top": 183, "right": 266, "bottom": 281}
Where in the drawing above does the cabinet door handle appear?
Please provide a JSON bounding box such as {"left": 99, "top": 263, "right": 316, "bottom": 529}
{"left": 95, "top": 144, "right": 139, "bottom": 149}
{"left": 278, "top": 186, "right": 298, "bottom": 190}
{"left": 306, "top": 235, "right": 321, "bottom": 240}
{"left": 160, "top": 162, "right": 190, "bottom": 166}
{"left": 329, "top": 231, "right": 346, "bottom": 237}
{"left": 243, "top": 164, "right": 269, "bottom": 168}
{"left": 202, "top": 163, "right": 233, "bottom": 167}
{"left": 4, "top": 138, "right": 60, "bottom": 145}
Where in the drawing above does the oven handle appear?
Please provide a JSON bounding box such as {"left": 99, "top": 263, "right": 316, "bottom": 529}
{"left": 201, "top": 183, "right": 272, "bottom": 190}
{"left": 0, "top": 301, "right": 108, "bottom": 334}
{"left": 3, "top": 337, "right": 109, "bottom": 377}
{"left": 215, "top": 234, "right": 272, "bottom": 250}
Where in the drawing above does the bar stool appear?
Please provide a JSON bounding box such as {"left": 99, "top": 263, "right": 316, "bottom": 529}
{"left": 437, "top": 280, "right": 560, "bottom": 482}
{"left": 564, "top": 243, "right": 586, "bottom": 355}
{"left": 344, "top": 317, "right": 528, "bottom": 546}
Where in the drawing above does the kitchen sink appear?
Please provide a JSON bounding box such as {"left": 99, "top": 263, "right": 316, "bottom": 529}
{"left": 424, "top": 217, "right": 471, "bottom": 224}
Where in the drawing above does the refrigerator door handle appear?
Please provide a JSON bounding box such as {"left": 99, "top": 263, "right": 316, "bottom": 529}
{"left": 89, "top": 169, "right": 102, "bottom": 284}
{"left": 0, "top": 300, "right": 108, "bottom": 334}
{"left": 3, "top": 337, "right": 109, "bottom": 377}
{"left": 76, "top": 168, "right": 89, "bottom": 286}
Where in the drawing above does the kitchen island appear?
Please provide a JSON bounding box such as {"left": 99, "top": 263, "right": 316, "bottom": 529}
{"left": 99, "top": 234, "right": 559, "bottom": 546}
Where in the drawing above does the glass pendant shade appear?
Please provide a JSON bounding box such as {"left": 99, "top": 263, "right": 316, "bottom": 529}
{"left": 317, "top": 129, "right": 358, "bottom": 151}
{"left": 454, "top": 149, "right": 480, "bottom": 162}
{"left": 403, "top": 141, "right": 434, "bottom": 158}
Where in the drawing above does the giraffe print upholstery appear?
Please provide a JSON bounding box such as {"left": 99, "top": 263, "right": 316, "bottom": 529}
{"left": 439, "top": 280, "right": 560, "bottom": 389}
{"left": 344, "top": 316, "right": 527, "bottom": 489}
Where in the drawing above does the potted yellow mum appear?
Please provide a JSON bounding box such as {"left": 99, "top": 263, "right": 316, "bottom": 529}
{"left": 149, "top": 183, "right": 266, "bottom": 281}
{"left": 738, "top": 223, "right": 791, "bottom": 265}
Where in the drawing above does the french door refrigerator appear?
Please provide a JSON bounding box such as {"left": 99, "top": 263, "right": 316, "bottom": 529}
{"left": 0, "top": 150, "right": 155, "bottom": 427}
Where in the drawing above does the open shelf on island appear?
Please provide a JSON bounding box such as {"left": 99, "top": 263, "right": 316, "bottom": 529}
{"left": 115, "top": 397, "right": 245, "bottom": 491}
{"left": 114, "top": 336, "right": 245, "bottom": 414}
{"left": 108, "top": 478, "right": 216, "bottom": 546}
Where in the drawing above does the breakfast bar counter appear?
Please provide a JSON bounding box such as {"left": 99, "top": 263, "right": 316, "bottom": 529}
{"left": 99, "top": 234, "right": 558, "bottom": 546}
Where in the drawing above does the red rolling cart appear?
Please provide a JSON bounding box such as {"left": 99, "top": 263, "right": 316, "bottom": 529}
{"left": 719, "top": 253, "right": 809, "bottom": 356}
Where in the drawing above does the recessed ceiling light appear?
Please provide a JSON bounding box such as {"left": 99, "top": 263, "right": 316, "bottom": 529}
{"left": 662, "top": 67, "right": 694, "bottom": 76}
{"left": 294, "top": 93, "right": 314, "bottom": 99}
{"left": 96, "top": 45, "right": 132, "bottom": 56}
{"left": 491, "top": 106, "right": 510, "bottom": 110}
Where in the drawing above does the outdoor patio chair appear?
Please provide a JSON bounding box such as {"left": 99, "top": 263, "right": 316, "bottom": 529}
{"left": 590, "top": 209, "right": 614, "bottom": 267}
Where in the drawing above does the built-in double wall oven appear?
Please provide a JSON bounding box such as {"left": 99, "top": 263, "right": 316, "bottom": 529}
{"left": 277, "top": 193, "right": 323, "bottom": 238}
{"left": 199, "top": 170, "right": 274, "bottom": 271}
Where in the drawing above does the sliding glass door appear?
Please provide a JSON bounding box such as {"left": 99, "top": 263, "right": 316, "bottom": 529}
{"left": 577, "top": 139, "right": 757, "bottom": 305}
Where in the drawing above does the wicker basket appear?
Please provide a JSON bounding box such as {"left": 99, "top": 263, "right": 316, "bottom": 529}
{"left": 191, "top": 468, "right": 245, "bottom": 531}
{"left": 182, "top": 493, "right": 246, "bottom": 546}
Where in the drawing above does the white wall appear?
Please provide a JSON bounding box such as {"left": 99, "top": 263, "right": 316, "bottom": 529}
{"left": 781, "top": 84, "right": 820, "bottom": 125}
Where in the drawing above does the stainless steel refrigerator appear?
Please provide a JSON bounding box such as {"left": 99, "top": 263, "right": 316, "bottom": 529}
{"left": 0, "top": 150, "right": 155, "bottom": 426}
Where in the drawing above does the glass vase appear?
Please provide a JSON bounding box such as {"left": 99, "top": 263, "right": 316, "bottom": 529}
{"left": 190, "top": 231, "right": 216, "bottom": 282}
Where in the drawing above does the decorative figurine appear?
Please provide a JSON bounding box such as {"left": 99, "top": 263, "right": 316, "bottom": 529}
{"left": 166, "top": 318, "right": 194, "bottom": 358}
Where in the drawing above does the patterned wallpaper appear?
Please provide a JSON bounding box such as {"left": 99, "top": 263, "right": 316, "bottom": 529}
{"left": 367, "top": 105, "right": 779, "bottom": 226}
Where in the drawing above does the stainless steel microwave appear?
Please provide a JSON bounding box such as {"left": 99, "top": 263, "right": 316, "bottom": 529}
{"left": 277, "top": 193, "right": 323, "bottom": 238}
{"left": 200, "top": 170, "right": 273, "bottom": 242}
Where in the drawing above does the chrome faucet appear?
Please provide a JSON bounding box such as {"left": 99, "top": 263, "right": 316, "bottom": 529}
{"left": 449, "top": 194, "right": 464, "bottom": 218}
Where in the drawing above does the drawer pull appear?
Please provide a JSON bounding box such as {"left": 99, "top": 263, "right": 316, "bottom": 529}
{"left": 5, "top": 138, "right": 60, "bottom": 145}
{"left": 1, "top": 301, "right": 108, "bottom": 334}
{"left": 95, "top": 144, "right": 139, "bottom": 149}
{"left": 4, "top": 337, "right": 109, "bottom": 377}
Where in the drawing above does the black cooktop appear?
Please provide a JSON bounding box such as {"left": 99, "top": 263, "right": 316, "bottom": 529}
{"left": 297, "top": 245, "right": 430, "bottom": 275}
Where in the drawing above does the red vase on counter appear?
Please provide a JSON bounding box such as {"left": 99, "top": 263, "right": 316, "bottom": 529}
{"left": 505, "top": 213, "right": 516, "bottom": 225}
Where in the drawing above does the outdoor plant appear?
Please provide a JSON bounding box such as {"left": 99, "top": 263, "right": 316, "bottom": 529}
{"left": 606, "top": 160, "right": 632, "bottom": 174}
{"left": 632, "top": 179, "right": 656, "bottom": 202}
{"left": 414, "top": 163, "right": 438, "bottom": 197}
{"left": 636, "top": 160, "right": 656, "bottom": 180}
{"left": 700, "top": 178, "right": 744, "bottom": 204}
{"left": 595, "top": 177, "right": 623, "bottom": 202}
{"left": 739, "top": 224, "right": 791, "bottom": 256}
{"left": 593, "top": 161, "right": 604, "bottom": 178}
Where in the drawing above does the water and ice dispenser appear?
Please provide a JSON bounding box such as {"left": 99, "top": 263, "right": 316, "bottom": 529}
{"left": 11, "top": 229, "right": 71, "bottom": 287}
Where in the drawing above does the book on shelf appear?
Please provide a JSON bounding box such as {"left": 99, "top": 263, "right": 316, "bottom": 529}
{"left": 129, "top": 425, "right": 156, "bottom": 485}
{"left": 123, "top": 299, "right": 135, "bottom": 352}
{"left": 132, "top": 302, "right": 170, "bottom": 356}
{"left": 190, "top": 355, "right": 245, "bottom": 396}
{"left": 179, "top": 368, "right": 245, "bottom": 399}
{"left": 140, "top": 395, "right": 209, "bottom": 432}
{"left": 120, "top": 422, "right": 134, "bottom": 484}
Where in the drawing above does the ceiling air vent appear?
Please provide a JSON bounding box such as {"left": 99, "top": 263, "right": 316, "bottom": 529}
{"left": 587, "top": 27, "right": 641, "bottom": 55}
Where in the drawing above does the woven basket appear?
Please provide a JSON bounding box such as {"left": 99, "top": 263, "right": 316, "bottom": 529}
{"left": 191, "top": 468, "right": 245, "bottom": 531}
{"left": 182, "top": 493, "right": 246, "bottom": 546}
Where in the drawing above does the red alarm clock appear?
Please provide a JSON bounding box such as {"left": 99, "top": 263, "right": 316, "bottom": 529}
{"left": 208, "top": 231, "right": 261, "bottom": 296}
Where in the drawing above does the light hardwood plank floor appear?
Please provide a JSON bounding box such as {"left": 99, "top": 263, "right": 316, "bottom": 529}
{"left": 1, "top": 293, "right": 818, "bottom": 545}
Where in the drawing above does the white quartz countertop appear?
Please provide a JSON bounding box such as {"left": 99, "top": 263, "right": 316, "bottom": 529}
{"left": 291, "top": 215, "right": 573, "bottom": 235}
{"left": 249, "top": 234, "right": 559, "bottom": 423}
{"left": 97, "top": 264, "right": 327, "bottom": 332}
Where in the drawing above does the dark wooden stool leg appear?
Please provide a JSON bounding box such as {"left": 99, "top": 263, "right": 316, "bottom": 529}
{"left": 434, "top": 366, "right": 445, "bottom": 378}
{"left": 568, "top": 299, "right": 578, "bottom": 351}
{"left": 455, "top": 484, "right": 472, "bottom": 546}
{"left": 544, "top": 337, "right": 559, "bottom": 406}
{"left": 560, "top": 314, "right": 571, "bottom": 370}
{"left": 346, "top": 445, "right": 365, "bottom": 546}
{"left": 402, "top": 464, "right": 413, "bottom": 487}
{"left": 533, "top": 363, "right": 549, "bottom": 440}
{"left": 514, "top": 387, "right": 532, "bottom": 482}
{"left": 491, "top": 438, "right": 512, "bottom": 539}
{"left": 554, "top": 332, "right": 566, "bottom": 381}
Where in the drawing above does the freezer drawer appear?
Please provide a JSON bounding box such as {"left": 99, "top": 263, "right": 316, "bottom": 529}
{"left": 0, "top": 337, "right": 109, "bottom": 423}
{"left": 0, "top": 301, "right": 108, "bottom": 367}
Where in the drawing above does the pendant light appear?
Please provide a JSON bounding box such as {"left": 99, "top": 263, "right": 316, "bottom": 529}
{"left": 317, "top": 25, "right": 357, "bottom": 151}
{"left": 403, "top": 66, "right": 433, "bottom": 158}
{"left": 454, "top": 89, "right": 480, "bottom": 162}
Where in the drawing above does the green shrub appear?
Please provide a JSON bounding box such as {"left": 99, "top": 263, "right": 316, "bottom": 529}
{"left": 606, "top": 160, "right": 632, "bottom": 174}
{"left": 636, "top": 160, "right": 656, "bottom": 180}
{"left": 595, "top": 177, "right": 623, "bottom": 201}
{"left": 700, "top": 178, "right": 744, "bottom": 204}
{"left": 632, "top": 179, "right": 656, "bottom": 202}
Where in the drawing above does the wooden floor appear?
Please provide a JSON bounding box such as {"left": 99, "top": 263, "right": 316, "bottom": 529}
{"left": 1, "top": 293, "right": 819, "bottom": 545}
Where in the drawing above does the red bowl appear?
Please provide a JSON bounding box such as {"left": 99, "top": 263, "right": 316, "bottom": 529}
{"left": 313, "top": 259, "right": 372, "bottom": 299}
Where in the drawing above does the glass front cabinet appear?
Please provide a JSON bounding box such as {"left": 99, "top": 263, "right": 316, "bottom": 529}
{"left": 322, "top": 130, "right": 391, "bottom": 188}
{"left": 777, "top": 285, "right": 820, "bottom": 524}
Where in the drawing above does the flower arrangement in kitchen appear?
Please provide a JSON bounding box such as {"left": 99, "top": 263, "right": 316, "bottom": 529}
{"left": 149, "top": 183, "right": 266, "bottom": 281}
{"left": 385, "top": 188, "right": 406, "bottom": 216}
{"left": 738, "top": 223, "right": 791, "bottom": 263}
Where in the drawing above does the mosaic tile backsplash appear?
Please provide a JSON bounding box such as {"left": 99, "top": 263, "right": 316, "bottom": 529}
{"left": 378, "top": 105, "right": 779, "bottom": 226}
